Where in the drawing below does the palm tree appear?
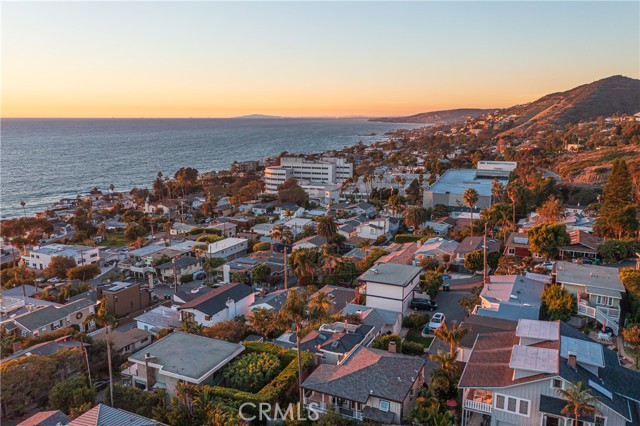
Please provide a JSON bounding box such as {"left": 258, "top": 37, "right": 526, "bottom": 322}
{"left": 506, "top": 181, "right": 521, "bottom": 228}
{"left": 270, "top": 224, "right": 293, "bottom": 245}
{"left": 404, "top": 207, "right": 428, "bottom": 234}
{"left": 316, "top": 215, "right": 337, "bottom": 244}
{"left": 85, "top": 299, "right": 116, "bottom": 406}
{"left": 320, "top": 244, "right": 340, "bottom": 277}
{"left": 96, "top": 224, "right": 107, "bottom": 241}
{"left": 109, "top": 183, "right": 115, "bottom": 195}
{"left": 433, "top": 322, "right": 468, "bottom": 357}
{"left": 275, "top": 289, "right": 313, "bottom": 402}
{"left": 429, "top": 349, "right": 459, "bottom": 378}
{"left": 557, "top": 381, "right": 599, "bottom": 425}
{"left": 290, "top": 249, "right": 317, "bottom": 283}
{"left": 463, "top": 188, "right": 479, "bottom": 236}
{"left": 20, "top": 200, "right": 26, "bottom": 218}
{"left": 308, "top": 290, "right": 334, "bottom": 319}
{"left": 491, "top": 178, "right": 504, "bottom": 204}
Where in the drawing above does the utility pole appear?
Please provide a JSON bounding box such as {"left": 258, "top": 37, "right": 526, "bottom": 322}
{"left": 79, "top": 334, "right": 92, "bottom": 388}
{"left": 483, "top": 222, "right": 488, "bottom": 286}
{"left": 283, "top": 246, "right": 288, "bottom": 290}
{"left": 172, "top": 257, "right": 178, "bottom": 293}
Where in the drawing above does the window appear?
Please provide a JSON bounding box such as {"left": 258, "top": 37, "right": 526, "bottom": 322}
{"left": 552, "top": 378, "right": 564, "bottom": 389}
{"left": 595, "top": 296, "right": 614, "bottom": 307}
{"left": 594, "top": 416, "right": 606, "bottom": 426}
{"left": 508, "top": 248, "right": 515, "bottom": 255}
{"left": 495, "top": 395, "right": 505, "bottom": 410}
{"left": 379, "top": 400, "right": 390, "bottom": 412}
{"left": 494, "top": 393, "right": 530, "bottom": 417}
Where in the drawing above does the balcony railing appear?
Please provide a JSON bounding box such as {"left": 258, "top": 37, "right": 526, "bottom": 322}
{"left": 578, "top": 302, "right": 619, "bottom": 335}
{"left": 464, "top": 389, "right": 493, "bottom": 414}
{"left": 304, "top": 394, "right": 362, "bottom": 420}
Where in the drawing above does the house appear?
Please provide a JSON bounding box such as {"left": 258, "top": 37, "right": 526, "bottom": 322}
{"left": 178, "top": 282, "right": 255, "bottom": 326}
{"left": 284, "top": 218, "right": 315, "bottom": 236}
{"left": 8, "top": 298, "right": 95, "bottom": 338}
{"left": 208, "top": 221, "right": 237, "bottom": 238}
{"left": 302, "top": 346, "right": 426, "bottom": 424}
{"left": 172, "top": 286, "right": 213, "bottom": 306}
{"left": 312, "top": 285, "right": 358, "bottom": 315}
{"left": 154, "top": 256, "right": 202, "bottom": 283}
{"left": 206, "top": 237, "right": 248, "bottom": 260}
{"left": 457, "top": 315, "right": 517, "bottom": 362}
{"left": 337, "top": 218, "right": 366, "bottom": 238}
{"left": 170, "top": 222, "right": 198, "bottom": 235}
{"left": 22, "top": 243, "right": 100, "bottom": 270}
{"left": 377, "top": 242, "right": 420, "bottom": 266}
{"left": 459, "top": 319, "right": 640, "bottom": 426}
{"left": 134, "top": 306, "right": 182, "bottom": 334}
{"left": 4, "top": 334, "right": 85, "bottom": 362}
{"left": 421, "top": 220, "right": 452, "bottom": 235}
{"left": 17, "top": 410, "right": 72, "bottom": 426}
{"left": 96, "top": 282, "right": 153, "bottom": 318}
{"left": 454, "top": 236, "right": 502, "bottom": 264}
{"left": 558, "top": 230, "right": 603, "bottom": 261}
{"left": 252, "top": 222, "right": 275, "bottom": 236}
{"left": 251, "top": 288, "right": 304, "bottom": 313}
{"left": 355, "top": 218, "right": 391, "bottom": 241}
{"left": 298, "top": 321, "right": 374, "bottom": 365}
{"left": 67, "top": 403, "right": 167, "bottom": 426}
{"left": 127, "top": 332, "right": 244, "bottom": 397}
{"left": 332, "top": 202, "right": 376, "bottom": 217}
{"left": 413, "top": 237, "right": 459, "bottom": 265}
{"left": 91, "top": 327, "right": 152, "bottom": 355}
{"left": 554, "top": 261, "right": 624, "bottom": 334}
{"left": 358, "top": 263, "right": 422, "bottom": 313}
{"left": 474, "top": 275, "right": 548, "bottom": 321}
{"left": 341, "top": 304, "right": 402, "bottom": 337}
{"left": 503, "top": 232, "right": 541, "bottom": 258}
{"left": 293, "top": 235, "right": 327, "bottom": 250}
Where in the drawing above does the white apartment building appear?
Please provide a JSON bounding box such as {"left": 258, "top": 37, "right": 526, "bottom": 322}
{"left": 264, "top": 157, "right": 353, "bottom": 193}
{"left": 207, "top": 237, "right": 248, "bottom": 260}
{"left": 23, "top": 244, "right": 101, "bottom": 270}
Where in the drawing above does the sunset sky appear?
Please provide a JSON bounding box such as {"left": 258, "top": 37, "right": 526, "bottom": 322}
{"left": 2, "top": 1, "right": 638, "bottom": 118}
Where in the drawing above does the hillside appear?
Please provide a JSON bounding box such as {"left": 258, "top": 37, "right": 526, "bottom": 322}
{"left": 370, "top": 108, "right": 493, "bottom": 124}
{"left": 499, "top": 75, "right": 640, "bottom": 136}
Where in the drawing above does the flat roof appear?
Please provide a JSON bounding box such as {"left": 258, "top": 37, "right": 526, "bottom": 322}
{"left": 516, "top": 319, "right": 560, "bottom": 341}
{"left": 509, "top": 345, "right": 559, "bottom": 374}
{"left": 555, "top": 262, "right": 624, "bottom": 292}
{"left": 358, "top": 263, "right": 422, "bottom": 287}
{"left": 560, "top": 336, "right": 604, "bottom": 368}
{"left": 128, "top": 331, "right": 244, "bottom": 382}
{"left": 426, "top": 169, "right": 508, "bottom": 197}
{"left": 207, "top": 237, "right": 248, "bottom": 252}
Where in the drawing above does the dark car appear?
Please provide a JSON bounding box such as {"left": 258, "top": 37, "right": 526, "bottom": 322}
{"left": 410, "top": 298, "right": 438, "bottom": 311}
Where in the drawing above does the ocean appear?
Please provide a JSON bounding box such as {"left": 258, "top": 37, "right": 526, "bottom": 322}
{"left": 0, "top": 118, "right": 421, "bottom": 218}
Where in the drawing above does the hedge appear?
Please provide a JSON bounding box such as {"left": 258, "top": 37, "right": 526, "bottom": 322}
{"left": 394, "top": 234, "right": 422, "bottom": 244}
{"left": 402, "top": 341, "right": 425, "bottom": 356}
{"left": 198, "top": 341, "right": 312, "bottom": 405}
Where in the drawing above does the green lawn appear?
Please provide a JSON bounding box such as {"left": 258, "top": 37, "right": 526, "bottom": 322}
{"left": 405, "top": 328, "right": 434, "bottom": 348}
{"left": 99, "top": 232, "right": 129, "bottom": 248}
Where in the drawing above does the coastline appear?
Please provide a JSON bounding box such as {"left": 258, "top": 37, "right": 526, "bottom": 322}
{"left": 1, "top": 118, "right": 424, "bottom": 219}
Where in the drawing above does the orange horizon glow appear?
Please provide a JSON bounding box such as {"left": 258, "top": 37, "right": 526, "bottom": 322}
{"left": 2, "top": 2, "right": 638, "bottom": 119}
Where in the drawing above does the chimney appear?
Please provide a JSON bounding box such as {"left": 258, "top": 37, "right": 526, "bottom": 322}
{"left": 567, "top": 351, "right": 577, "bottom": 370}
{"left": 226, "top": 297, "right": 236, "bottom": 320}
{"left": 388, "top": 341, "right": 397, "bottom": 353}
{"left": 259, "top": 288, "right": 266, "bottom": 297}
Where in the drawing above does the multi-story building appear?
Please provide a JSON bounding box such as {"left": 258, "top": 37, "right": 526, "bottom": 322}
{"left": 358, "top": 263, "right": 422, "bottom": 313}
{"left": 554, "top": 262, "right": 624, "bottom": 335}
{"left": 263, "top": 157, "right": 353, "bottom": 193}
{"left": 22, "top": 244, "right": 100, "bottom": 270}
{"left": 459, "top": 319, "right": 640, "bottom": 426}
{"left": 206, "top": 237, "right": 248, "bottom": 260}
{"left": 422, "top": 161, "right": 515, "bottom": 209}
{"left": 96, "top": 281, "right": 153, "bottom": 318}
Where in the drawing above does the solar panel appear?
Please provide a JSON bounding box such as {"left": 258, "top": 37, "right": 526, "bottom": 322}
{"left": 509, "top": 345, "right": 559, "bottom": 374}
{"left": 560, "top": 337, "right": 604, "bottom": 367}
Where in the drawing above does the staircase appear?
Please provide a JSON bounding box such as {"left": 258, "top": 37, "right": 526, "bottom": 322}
{"left": 578, "top": 302, "right": 619, "bottom": 335}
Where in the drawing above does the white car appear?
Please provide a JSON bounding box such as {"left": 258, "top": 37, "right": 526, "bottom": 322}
{"left": 428, "top": 312, "right": 446, "bottom": 331}
{"left": 541, "top": 261, "right": 556, "bottom": 271}
{"left": 48, "top": 277, "right": 62, "bottom": 283}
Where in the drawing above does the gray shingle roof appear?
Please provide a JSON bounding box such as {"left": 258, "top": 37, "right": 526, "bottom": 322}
{"left": 302, "top": 346, "right": 426, "bottom": 403}
{"left": 178, "top": 282, "right": 253, "bottom": 316}
{"left": 13, "top": 298, "right": 94, "bottom": 331}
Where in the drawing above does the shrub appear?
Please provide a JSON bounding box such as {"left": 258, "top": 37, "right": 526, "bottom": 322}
{"left": 372, "top": 334, "right": 402, "bottom": 353}
{"left": 395, "top": 234, "right": 422, "bottom": 243}
{"left": 402, "top": 341, "right": 425, "bottom": 356}
{"left": 180, "top": 274, "right": 193, "bottom": 284}
{"left": 253, "top": 242, "right": 272, "bottom": 252}
{"left": 223, "top": 352, "right": 283, "bottom": 392}
{"left": 49, "top": 376, "right": 95, "bottom": 414}
{"left": 403, "top": 312, "right": 430, "bottom": 329}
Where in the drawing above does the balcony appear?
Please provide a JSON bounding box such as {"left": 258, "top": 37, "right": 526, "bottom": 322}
{"left": 304, "top": 391, "right": 363, "bottom": 420}
{"left": 463, "top": 389, "right": 493, "bottom": 414}
{"left": 578, "top": 302, "right": 620, "bottom": 335}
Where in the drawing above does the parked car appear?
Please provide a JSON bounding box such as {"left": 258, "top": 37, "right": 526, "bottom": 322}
{"left": 48, "top": 277, "right": 62, "bottom": 283}
{"left": 428, "top": 312, "right": 446, "bottom": 331}
{"left": 541, "top": 261, "right": 556, "bottom": 271}
{"left": 193, "top": 271, "right": 206, "bottom": 280}
{"left": 410, "top": 298, "right": 438, "bottom": 311}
